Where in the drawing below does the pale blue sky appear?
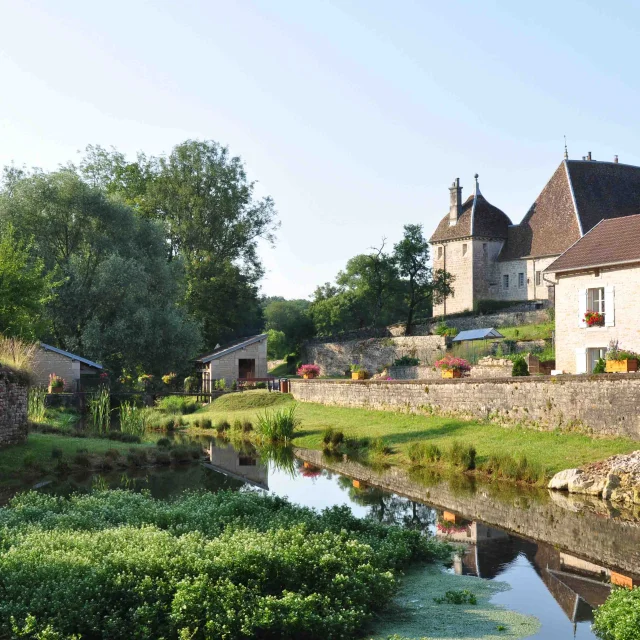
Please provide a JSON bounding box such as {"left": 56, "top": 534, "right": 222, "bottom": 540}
{"left": 1, "top": 0, "right": 639, "bottom": 298}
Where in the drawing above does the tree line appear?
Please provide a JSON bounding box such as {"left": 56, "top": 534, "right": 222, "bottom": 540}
{"left": 0, "top": 140, "right": 278, "bottom": 379}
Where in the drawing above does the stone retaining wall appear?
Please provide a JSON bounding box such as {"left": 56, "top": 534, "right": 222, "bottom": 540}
{"left": 0, "top": 369, "right": 28, "bottom": 446}
{"left": 290, "top": 374, "right": 640, "bottom": 439}
{"left": 387, "top": 365, "right": 441, "bottom": 380}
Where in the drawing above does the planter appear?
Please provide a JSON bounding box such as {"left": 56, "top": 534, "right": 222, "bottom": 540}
{"left": 351, "top": 371, "right": 366, "bottom": 380}
{"left": 606, "top": 359, "right": 638, "bottom": 373}
{"left": 302, "top": 373, "right": 317, "bottom": 379}
{"left": 48, "top": 385, "right": 63, "bottom": 394}
{"left": 441, "top": 370, "right": 462, "bottom": 379}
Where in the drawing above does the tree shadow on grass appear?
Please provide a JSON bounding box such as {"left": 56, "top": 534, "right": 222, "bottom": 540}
{"left": 381, "top": 421, "right": 470, "bottom": 447}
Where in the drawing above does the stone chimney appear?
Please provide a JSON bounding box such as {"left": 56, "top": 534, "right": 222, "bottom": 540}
{"left": 587, "top": 151, "right": 592, "bottom": 161}
{"left": 449, "top": 178, "right": 462, "bottom": 226}
{"left": 614, "top": 155, "right": 619, "bottom": 163}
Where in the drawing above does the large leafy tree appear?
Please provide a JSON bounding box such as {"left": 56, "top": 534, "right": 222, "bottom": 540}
{"left": 0, "top": 223, "right": 55, "bottom": 339}
{"left": 263, "top": 299, "right": 315, "bottom": 357}
{"left": 0, "top": 170, "right": 201, "bottom": 376}
{"left": 79, "top": 141, "right": 279, "bottom": 351}
{"left": 393, "top": 224, "right": 454, "bottom": 335}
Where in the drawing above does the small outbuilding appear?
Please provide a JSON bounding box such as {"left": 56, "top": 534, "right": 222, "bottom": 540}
{"left": 196, "top": 334, "right": 268, "bottom": 391}
{"left": 32, "top": 343, "right": 103, "bottom": 391}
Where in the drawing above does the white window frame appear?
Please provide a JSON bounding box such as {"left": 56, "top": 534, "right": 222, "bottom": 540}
{"left": 587, "top": 347, "right": 607, "bottom": 373}
{"left": 518, "top": 272, "right": 525, "bottom": 288}
{"left": 587, "top": 287, "right": 605, "bottom": 314}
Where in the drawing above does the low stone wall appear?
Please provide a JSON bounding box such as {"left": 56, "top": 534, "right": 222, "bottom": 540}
{"left": 469, "top": 357, "right": 513, "bottom": 378}
{"left": 303, "top": 335, "right": 447, "bottom": 377}
{"left": 388, "top": 365, "right": 441, "bottom": 380}
{"left": 0, "top": 369, "right": 28, "bottom": 446}
{"left": 289, "top": 375, "right": 640, "bottom": 439}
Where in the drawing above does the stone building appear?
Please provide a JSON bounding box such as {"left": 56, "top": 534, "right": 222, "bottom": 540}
{"left": 32, "top": 343, "right": 103, "bottom": 391}
{"left": 196, "top": 334, "right": 268, "bottom": 390}
{"left": 430, "top": 154, "right": 640, "bottom": 315}
{"left": 546, "top": 214, "right": 640, "bottom": 374}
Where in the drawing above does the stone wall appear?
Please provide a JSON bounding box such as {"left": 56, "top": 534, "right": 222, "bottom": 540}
{"left": 0, "top": 369, "right": 28, "bottom": 446}
{"left": 388, "top": 365, "right": 441, "bottom": 380}
{"left": 290, "top": 375, "right": 640, "bottom": 439}
{"left": 303, "top": 336, "right": 448, "bottom": 377}
{"left": 32, "top": 348, "right": 80, "bottom": 390}
{"left": 469, "top": 357, "right": 513, "bottom": 378}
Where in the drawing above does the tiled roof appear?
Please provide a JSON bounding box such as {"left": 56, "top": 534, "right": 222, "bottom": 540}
{"left": 546, "top": 214, "right": 640, "bottom": 273}
{"left": 430, "top": 191, "right": 512, "bottom": 243}
{"left": 196, "top": 334, "right": 267, "bottom": 364}
{"left": 500, "top": 159, "right": 640, "bottom": 260}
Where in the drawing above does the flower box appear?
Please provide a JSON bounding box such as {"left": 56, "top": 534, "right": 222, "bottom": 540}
{"left": 584, "top": 311, "right": 605, "bottom": 327}
{"left": 605, "top": 359, "right": 638, "bottom": 373}
{"left": 441, "top": 369, "right": 461, "bottom": 379}
{"left": 302, "top": 373, "right": 317, "bottom": 379}
{"left": 352, "top": 371, "right": 367, "bottom": 380}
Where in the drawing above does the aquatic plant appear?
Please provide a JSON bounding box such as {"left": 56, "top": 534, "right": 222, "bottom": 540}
{"left": 88, "top": 387, "right": 111, "bottom": 434}
{"left": 119, "top": 402, "right": 148, "bottom": 436}
{"left": 255, "top": 405, "right": 300, "bottom": 442}
{"left": 27, "top": 386, "right": 47, "bottom": 423}
{"left": 447, "top": 441, "right": 476, "bottom": 470}
{"left": 433, "top": 589, "right": 477, "bottom": 605}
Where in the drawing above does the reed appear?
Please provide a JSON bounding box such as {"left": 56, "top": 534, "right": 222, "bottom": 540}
{"left": 119, "top": 402, "right": 149, "bottom": 436}
{"left": 255, "top": 405, "right": 300, "bottom": 442}
{"left": 88, "top": 388, "right": 111, "bottom": 434}
{"left": 27, "top": 387, "right": 47, "bottom": 423}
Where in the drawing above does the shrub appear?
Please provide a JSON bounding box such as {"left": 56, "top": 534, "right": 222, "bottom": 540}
{"left": 215, "top": 420, "right": 230, "bottom": 434}
{"left": 255, "top": 405, "right": 300, "bottom": 442}
{"left": 447, "top": 441, "right": 476, "bottom": 470}
{"left": 331, "top": 430, "right": 344, "bottom": 447}
{"left": 202, "top": 418, "right": 213, "bottom": 430}
{"left": 483, "top": 454, "right": 547, "bottom": 484}
{"left": 434, "top": 322, "right": 458, "bottom": 338}
{"left": 511, "top": 356, "right": 529, "bottom": 377}
{"left": 393, "top": 355, "right": 420, "bottom": 367}
{"left": 407, "top": 443, "right": 441, "bottom": 466}
{"left": 161, "top": 372, "right": 177, "bottom": 387}
{"left": 184, "top": 375, "right": 199, "bottom": 392}
{"left": 369, "top": 438, "right": 392, "bottom": 457}
{"left": 322, "top": 427, "right": 334, "bottom": 446}
{"left": 0, "top": 491, "right": 450, "bottom": 640}
{"left": 297, "top": 364, "right": 320, "bottom": 377}
{"left": 156, "top": 437, "right": 171, "bottom": 448}
{"left": 434, "top": 356, "right": 471, "bottom": 373}
{"left": 593, "top": 358, "right": 606, "bottom": 374}
{"left": 155, "top": 396, "right": 200, "bottom": 415}
{"left": 593, "top": 586, "right": 640, "bottom": 639}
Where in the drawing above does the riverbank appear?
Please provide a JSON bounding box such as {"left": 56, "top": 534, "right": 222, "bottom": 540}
{"left": 189, "top": 392, "right": 639, "bottom": 483}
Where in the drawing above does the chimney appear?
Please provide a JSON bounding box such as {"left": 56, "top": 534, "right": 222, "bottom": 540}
{"left": 449, "top": 178, "right": 462, "bottom": 226}
{"left": 587, "top": 151, "right": 592, "bottom": 161}
{"left": 614, "top": 155, "right": 619, "bottom": 163}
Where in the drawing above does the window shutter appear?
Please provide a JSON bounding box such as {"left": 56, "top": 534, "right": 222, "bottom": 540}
{"left": 575, "top": 348, "right": 588, "bottom": 374}
{"left": 578, "top": 289, "right": 587, "bottom": 327}
{"left": 605, "top": 286, "right": 615, "bottom": 326}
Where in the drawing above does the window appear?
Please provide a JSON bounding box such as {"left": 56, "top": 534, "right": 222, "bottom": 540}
{"left": 437, "top": 246, "right": 443, "bottom": 259}
{"left": 518, "top": 272, "right": 525, "bottom": 288}
{"left": 535, "top": 271, "right": 541, "bottom": 286}
{"left": 588, "top": 287, "right": 605, "bottom": 314}
{"left": 503, "top": 274, "right": 509, "bottom": 289}
{"left": 462, "top": 243, "right": 468, "bottom": 256}
{"left": 588, "top": 347, "right": 607, "bottom": 374}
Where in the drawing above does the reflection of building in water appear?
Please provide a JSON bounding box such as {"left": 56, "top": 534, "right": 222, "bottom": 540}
{"left": 442, "top": 515, "right": 625, "bottom": 626}
{"left": 205, "top": 442, "right": 268, "bottom": 490}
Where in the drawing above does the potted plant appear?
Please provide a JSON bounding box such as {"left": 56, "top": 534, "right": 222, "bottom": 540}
{"left": 434, "top": 355, "right": 471, "bottom": 379}
{"left": 99, "top": 372, "right": 110, "bottom": 387}
{"left": 297, "top": 364, "right": 320, "bottom": 379}
{"left": 162, "top": 372, "right": 177, "bottom": 388}
{"left": 584, "top": 310, "right": 605, "bottom": 327}
{"left": 350, "top": 364, "right": 368, "bottom": 380}
{"left": 605, "top": 341, "right": 639, "bottom": 373}
{"left": 48, "top": 373, "right": 65, "bottom": 394}
{"left": 138, "top": 373, "right": 154, "bottom": 389}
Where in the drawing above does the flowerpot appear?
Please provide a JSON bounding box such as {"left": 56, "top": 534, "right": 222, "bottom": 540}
{"left": 48, "top": 386, "right": 63, "bottom": 394}
{"left": 605, "top": 359, "right": 638, "bottom": 373}
{"left": 302, "top": 373, "right": 317, "bottom": 379}
{"left": 351, "top": 372, "right": 366, "bottom": 380}
{"left": 441, "top": 370, "right": 461, "bottom": 379}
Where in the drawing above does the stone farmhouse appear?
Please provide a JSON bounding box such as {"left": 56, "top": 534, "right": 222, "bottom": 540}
{"left": 546, "top": 214, "right": 640, "bottom": 374}
{"left": 429, "top": 154, "right": 640, "bottom": 315}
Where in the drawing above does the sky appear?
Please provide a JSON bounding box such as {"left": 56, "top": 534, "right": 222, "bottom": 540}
{"left": 2, "top": 0, "right": 640, "bottom": 299}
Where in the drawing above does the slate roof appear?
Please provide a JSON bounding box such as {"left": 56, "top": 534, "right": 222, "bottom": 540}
{"left": 430, "top": 185, "right": 512, "bottom": 243}
{"left": 500, "top": 159, "right": 640, "bottom": 260}
{"left": 546, "top": 214, "right": 640, "bottom": 273}
{"left": 39, "top": 343, "right": 102, "bottom": 369}
{"left": 196, "top": 334, "right": 267, "bottom": 364}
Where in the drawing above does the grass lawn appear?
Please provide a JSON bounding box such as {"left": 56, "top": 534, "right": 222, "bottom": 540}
{"left": 499, "top": 322, "right": 554, "bottom": 341}
{"left": 191, "top": 391, "right": 638, "bottom": 476}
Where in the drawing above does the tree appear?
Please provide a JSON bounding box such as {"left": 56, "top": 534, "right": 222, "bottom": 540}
{"left": 393, "top": 224, "right": 454, "bottom": 335}
{"left": 264, "top": 299, "right": 314, "bottom": 355}
{"left": 0, "top": 170, "right": 201, "bottom": 376}
{"left": 79, "top": 141, "right": 279, "bottom": 351}
{"left": 0, "top": 223, "right": 55, "bottom": 339}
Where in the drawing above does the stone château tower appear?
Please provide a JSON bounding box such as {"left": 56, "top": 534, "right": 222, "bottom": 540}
{"left": 429, "top": 175, "right": 512, "bottom": 315}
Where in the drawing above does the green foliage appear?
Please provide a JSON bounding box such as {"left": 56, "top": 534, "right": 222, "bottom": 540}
{"left": 0, "top": 490, "right": 448, "bottom": 640}
{"left": 593, "top": 358, "right": 606, "bottom": 374}
{"left": 322, "top": 427, "right": 345, "bottom": 449}
{"left": 511, "top": 356, "right": 529, "bottom": 377}
{"left": 393, "top": 355, "right": 420, "bottom": 366}
{"left": 433, "top": 589, "right": 478, "bottom": 605}
{"left": 156, "top": 395, "right": 200, "bottom": 415}
{"left": 211, "top": 390, "right": 291, "bottom": 411}
{"left": 256, "top": 405, "right": 301, "bottom": 442}
{"left": 0, "top": 223, "right": 56, "bottom": 339}
{"left": 435, "top": 321, "right": 458, "bottom": 337}
{"left": 407, "top": 442, "right": 441, "bottom": 466}
{"left": 88, "top": 388, "right": 111, "bottom": 434}
{"left": 267, "top": 328, "right": 288, "bottom": 359}
{"left": 118, "top": 403, "right": 148, "bottom": 436}
{"left": 593, "top": 586, "right": 640, "bottom": 639}
{"left": 264, "top": 299, "right": 315, "bottom": 357}
{"left": 0, "top": 335, "right": 37, "bottom": 379}
{"left": 482, "top": 453, "right": 547, "bottom": 485}
{"left": 447, "top": 441, "right": 476, "bottom": 470}
{"left": 183, "top": 376, "right": 199, "bottom": 393}
{"left": 27, "top": 387, "right": 47, "bottom": 423}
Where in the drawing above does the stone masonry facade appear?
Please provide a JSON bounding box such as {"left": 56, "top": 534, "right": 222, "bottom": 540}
{"left": 303, "top": 336, "right": 447, "bottom": 377}
{"left": 290, "top": 376, "right": 640, "bottom": 439}
{"left": 0, "top": 369, "right": 28, "bottom": 446}
{"left": 32, "top": 348, "right": 80, "bottom": 390}
{"left": 555, "top": 263, "right": 640, "bottom": 373}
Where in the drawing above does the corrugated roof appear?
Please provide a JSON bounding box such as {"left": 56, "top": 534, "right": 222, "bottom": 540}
{"left": 196, "top": 334, "right": 267, "bottom": 364}
{"left": 39, "top": 343, "right": 103, "bottom": 369}
{"left": 452, "top": 328, "right": 504, "bottom": 342}
{"left": 546, "top": 214, "right": 640, "bottom": 273}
